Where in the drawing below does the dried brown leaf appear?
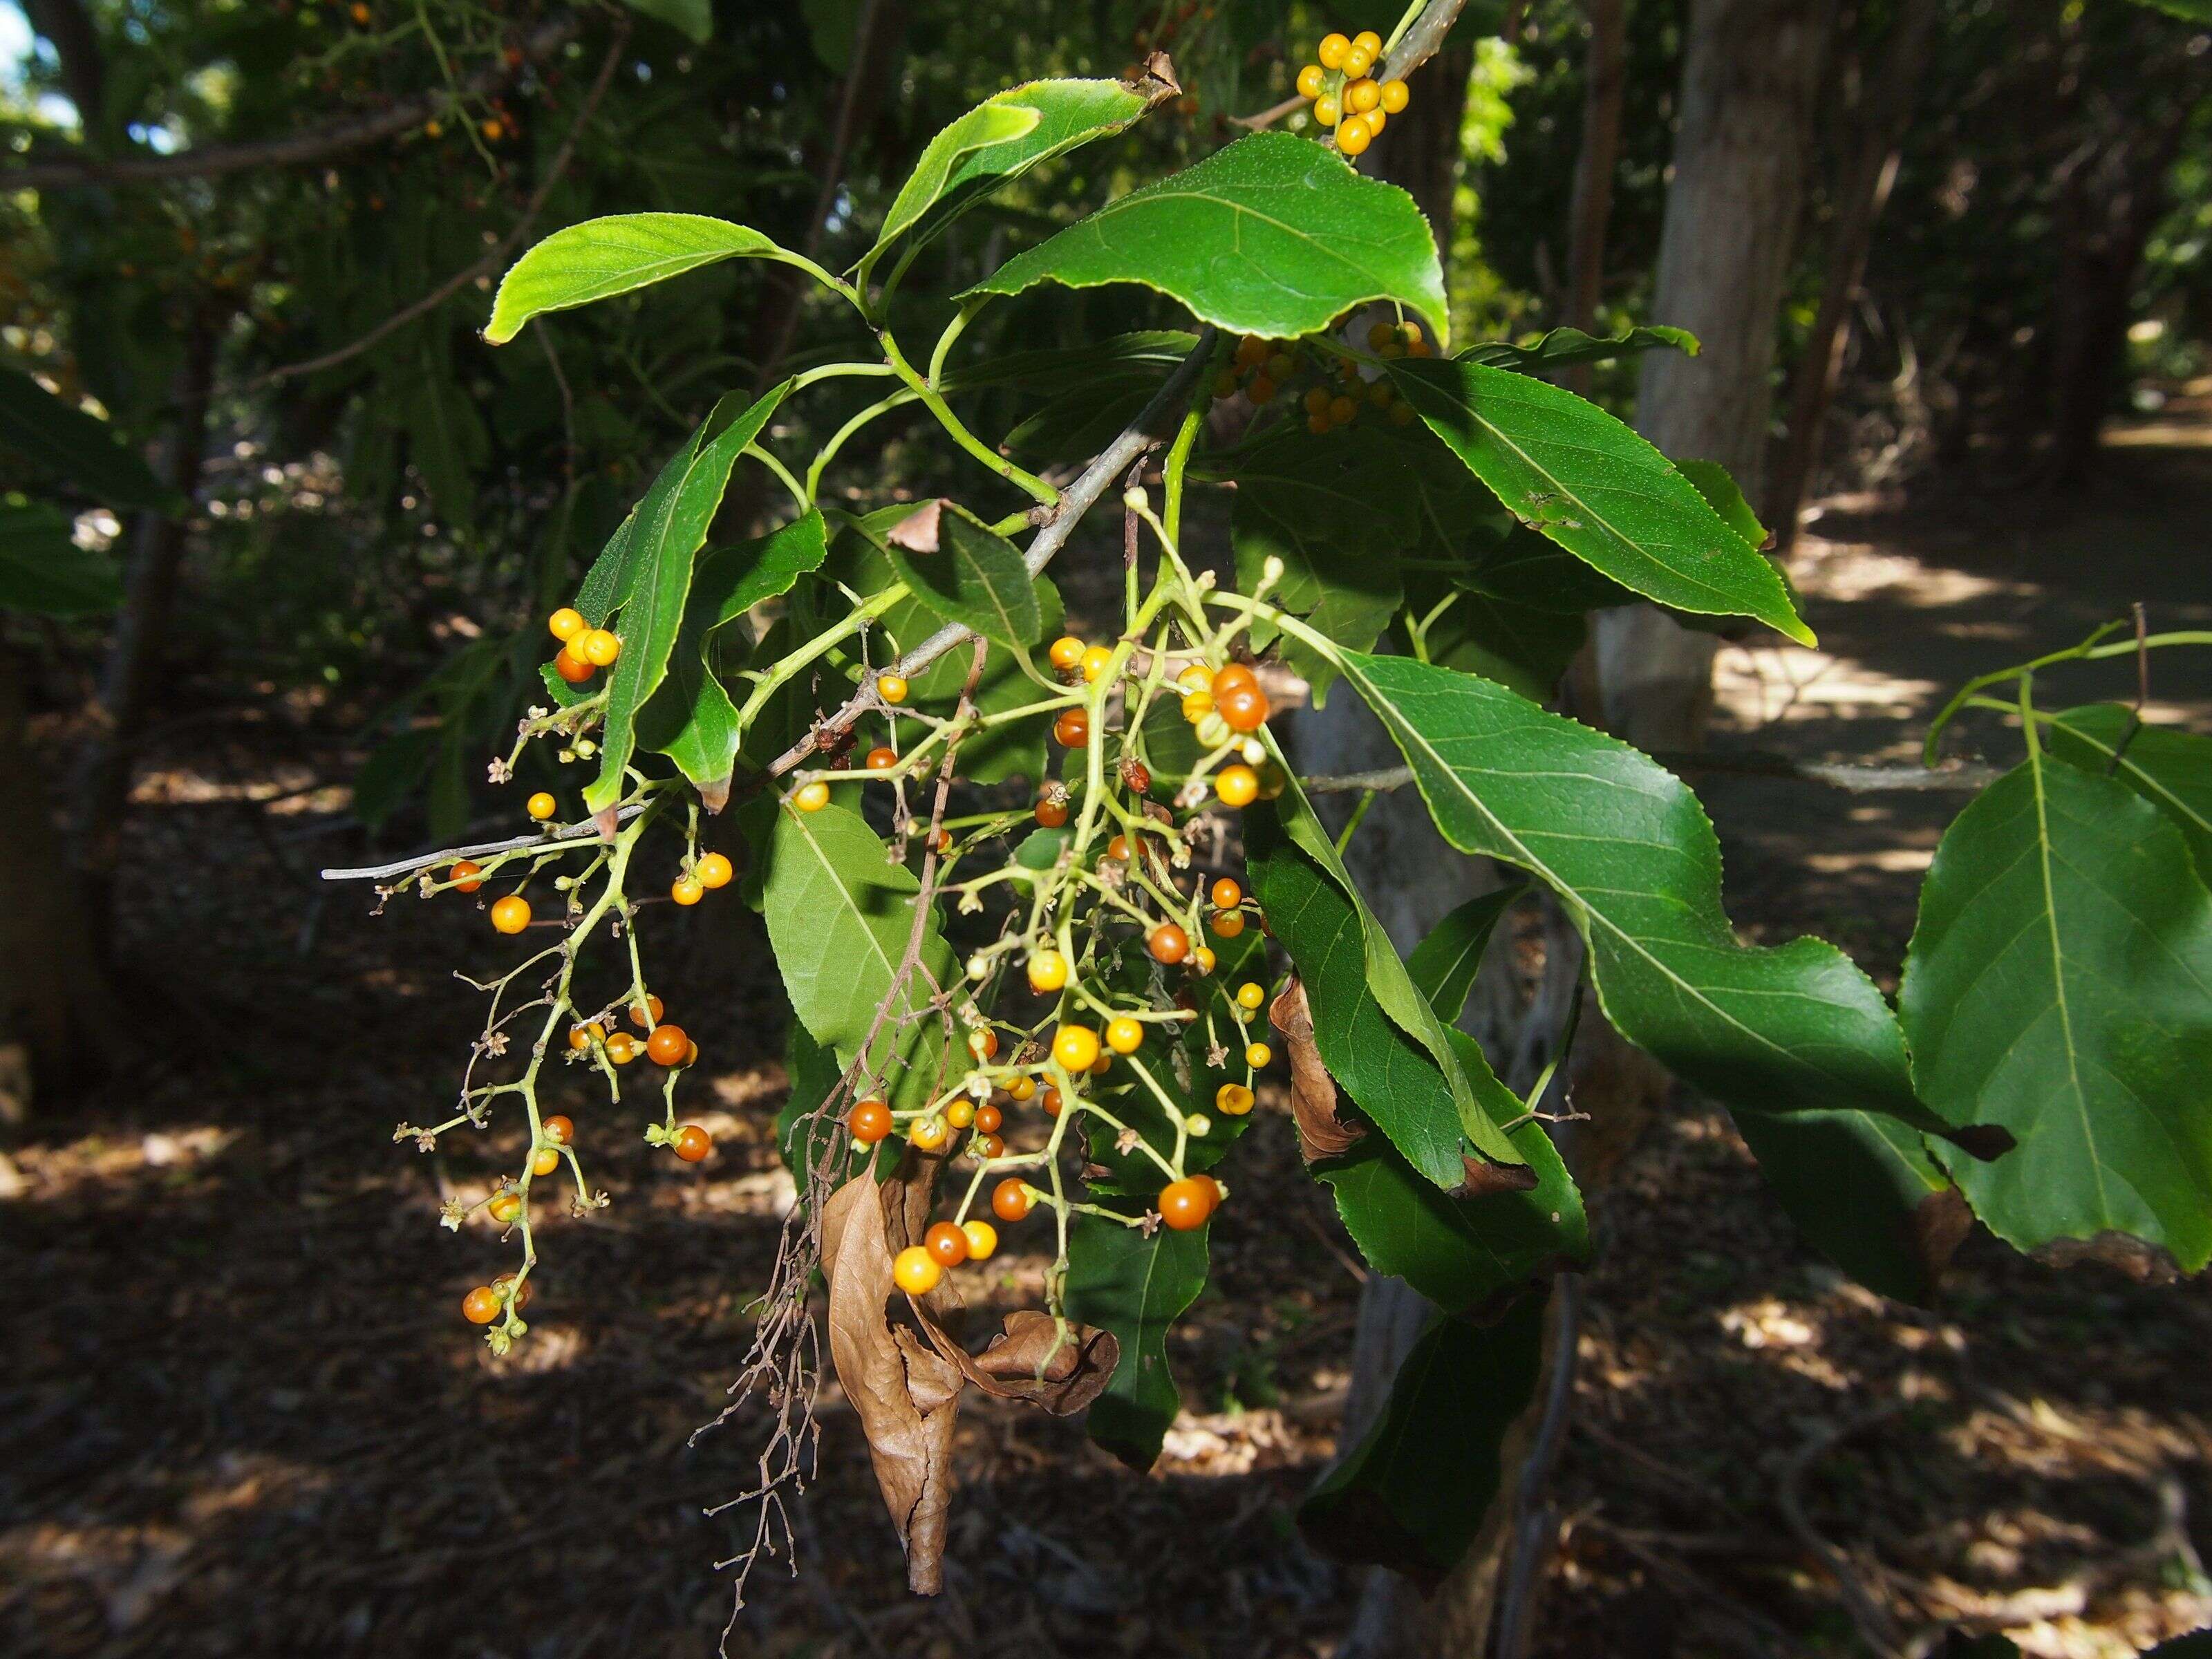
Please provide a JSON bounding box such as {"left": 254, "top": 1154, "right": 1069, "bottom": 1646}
{"left": 885, "top": 498, "right": 943, "bottom": 554}
{"left": 1268, "top": 977, "right": 1364, "bottom": 1162}
{"left": 918, "top": 1309, "right": 1118, "bottom": 1414}
{"left": 1458, "top": 1153, "right": 1539, "bottom": 1197}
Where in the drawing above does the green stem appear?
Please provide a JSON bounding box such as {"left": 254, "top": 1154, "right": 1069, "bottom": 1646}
{"left": 879, "top": 328, "right": 1059, "bottom": 507}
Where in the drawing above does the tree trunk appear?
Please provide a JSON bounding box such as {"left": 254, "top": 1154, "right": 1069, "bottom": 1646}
{"left": 0, "top": 653, "right": 121, "bottom": 1115}
{"left": 1593, "top": 0, "right": 1835, "bottom": 753}
{"left": 68, "top": 314, "right": 219, "bottom": 952}
{"left": 1767, "top": 0, "right": 1940, "bottom": 552}
{"left": 1559, "top": 0, "right": 1628, "bottom": 399}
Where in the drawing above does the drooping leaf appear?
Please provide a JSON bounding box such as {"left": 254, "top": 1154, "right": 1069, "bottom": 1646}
{"left": 2046, "top": 704, "right": 2212, "bottom": 883}
{"left": 1730, "top": 1108, "right": 1958, "bottom": 1305}
{"left": 877, "top": 503, "right": 1043, "bottom": 649}
{"left": 757, "top": 798, "right": 959, "bottom": 1112}
{"left": 585, "top": 382, "right": 793, "bottom": 812}
{"left": 1063, "top": 1209, "right": 1208, "bottom": 1472}
{"left": 639, "top": 510, "right": 830, "bottom": 799}
{"left": 1338, "top": 650, "right": 1960, "bottom": 1139}
{"left": 865, "top": 79, "right": 1161, "bottom": 278}
{"left": 1388, "top": 359, "right": 1812, "bottom": 645}
{"left": 0, "top": 498, "right": 122, "bottom": 616}
{"left": 962, "top": 131, "right": 1449, "bottom": 346}
{"left": 1300, "top": 1291, "right": 1546, "bottom": 1584}
{"left": 1247, "top": 794, "right": 1528, "bottom": 1185}
{"left": 486, "top": 214, "right": 798, "bottom": 344}
{"left": 1459, "top": 324, "right": 1698, "bottom": 375}
{"left": 0, "top": 367, "right": 178, "bottom": 514}
{"left": 1676, "top": 458, "right": 1767, "bottom": 549}
{"left": 1407, "top": 888, "right": 1522, "bottom": 1027}
{"left": 1900, "top": 751, "right": 2212, "bottom": 1272}
{"left": 617, "top": 0, "right": 713, "bottom": 40}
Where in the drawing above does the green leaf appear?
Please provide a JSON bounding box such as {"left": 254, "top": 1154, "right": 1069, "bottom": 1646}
{"left": 1730, "top": 1108, "right": 1951, "bottom": 1305}
{"left": 1407, "top": 888, "right": 1521, "bottom": 1027}
{"left": 1387, "top": 359, "right": 1812, "bottom": 646}
{"left": 1900, "top": 751, "right": 2212, "bottom": 1272}
{"left": 639, "top": 510, "right": 830, "bottom": 796}
{"left": 0, "top": 498, "right": 121, "bottom": 615}
{"left": 877, "top": 503, "right": 1043, "bottom": 649}
{"left": 939, "top": 330, "right": 1197, "bottom": 394}
{"left": 0, "top": 368, "right": 178, "bottom": 514}
{"left": 1063, "top": 1210, "right": 1208, "bottom": 1472}
{"left": 2046, "top": 704, "right": 2212, "bottom": 884}
{"left": 962, "top": 132, "right": 1449, "bottom": 347}
{"left": 2126, "top": 0, "right": 2212, "bottom": 19}
{"left": 486, "top": 214, "right": 797, "bottom": 344}
{"left": 757, "top": 798, "right": 958, "bottom": 1111}
{"left": 1337, "top": 650, "right": 1957, "bottom": 1138}
{"left": 865, "top": 79, "right": 1159, "bottom": 279}
{"left": 617, "top": 0, "right": 713, "bottom": 39}
{"left": 1013, "top": 825, "right": 1072, "bottom": 870}
{"left": 1248, "top": 793, "right": 1527, "bottom": 1184}
{"left": 1460, "top": 324, "right": 1697, "bottom": 375}
{"left": 1300, "top": 1292, "right": 1546, "bottom": 1582}
{"left": 1459, "top": 523, "right": 1640, "bottom": 615}
{"left": 1676, "top": 458, "right": 1767, "bottom": 549}
{"left": 585, "top": 382, "right": 793, "bottom": 812}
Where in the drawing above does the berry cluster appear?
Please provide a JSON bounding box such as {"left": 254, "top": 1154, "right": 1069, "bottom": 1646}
{"left": 1216, "top": 330, "right": 1423, "bottom": 433}
{"left": 1295, "top": 29, "right": 1408, "bottom": 157}
{"left": 547, "top": 606, "right": 622, "bottom": 685}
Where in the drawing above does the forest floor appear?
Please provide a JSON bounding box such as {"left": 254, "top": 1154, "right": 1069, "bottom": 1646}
{"left": 6, "top": 412, "right": 2212, "bottom": 1659}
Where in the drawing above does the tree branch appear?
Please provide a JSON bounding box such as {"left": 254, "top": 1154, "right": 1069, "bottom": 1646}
{"left": 7, "top": 12, "right": 583, "bottom": 189}
{"left": 320, "top": 803, "right": 647, "bottom": 883}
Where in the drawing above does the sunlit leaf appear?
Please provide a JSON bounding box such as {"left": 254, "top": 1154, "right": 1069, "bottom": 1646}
{"left": 2046, "top": 704, "right": 2212, "bottom": 883}
{"left": 487, "top": 214, "right": 798, "bottom": 344}
{"left": 877, "top": 503, "right": 1043, "bottom": 649}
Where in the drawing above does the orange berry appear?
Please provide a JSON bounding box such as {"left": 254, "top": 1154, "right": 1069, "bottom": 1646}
{"left": 488, "top": 1191, "right": 523, "bottom": 1224}
{"left": 1210, "top": 877, "right": 1243, "bottom": 910}
{"left": 1246, "top": 373, "right": 1277, "bottom": 404}
{"left": 629, "top": 995, "right": 664, "bottom": 1029}
{"left": 876, "top": 673, "right": 908, "bottom": 704}
{"left": 647, "top": 1024, "right": 690, "bottom": 1066}
{"left": 893, "top": 1246, "right": 942, "bottom": 1295}
{"left": 1035, "top": 792, "right": 1070, "bottom": 828}
{"left": 553, "top": 647, "right": 595, "bottom": 684}
{"left": 968, "top": 1027, "right": 1000, "bottom": 1061}
{"left": 605, "top": 1031, "right": 639, "bottom": 1065}
{"left": 975, "top": 1132, "right": 1006, "bottom": 1159}
{"left": 1210, "top": 908, "right": 1247, "bottom": 938}
{"left": 1042, "top": 1086, "right": 1064, "bottom": 1116}
{"left": 1148, "top": 922, "right": 1191, "bottom": 965}
{"left": 462, "top": 1286, "right": 503, "bottom": 1324}
{"left": 1048, "top": 636, "right": 1086, "bottom": 673}
{"left": 525, "top": 791, "right": 557, "bottom": 821}
{"left": 865, "top": 745, "right": 897, "bottom": 771}
{"left": 1053, "top": 709, "right": 1090, "bottom": 749}
{"left": 975, "top": 1104, "right": 1003, "bottom": 1134}
{"left": 992, "top": 1179, "right": 1034, "bottom": 1221}
{"left": 450, "top": 859, "right": 485, "bottom": 893}
{"left": 671, "top": 877, "right": 704, "bottom": 906}
{"left": 924, "top": 1220, "right": 970, "bottom": 1267}
{"left": 673, "top": 1124, "right": 712, "bottom": 1163}
{"left": 850, "top": 1098, "right": 892, "bottom": 1143}
{"left": 543, "top": 1114, "right": 574, "bottom": 1145}
{"left": 530, "top": 1146, "right": 560, "bottom": 1177}
{"left": 695, "top": 852, "right": 733, "bottom": 889}
{"left": 1159, "top": 1174, "right": 1219, "bottom": 1231}
{"left": 490, "top": 895, "right": 532, "bottom": 934}
{"left": 568, "top": 1021, "right": 604, "bottom": 1051}
{"left": 1007, "top": 1076, "right": 1037, "bottom": 1103}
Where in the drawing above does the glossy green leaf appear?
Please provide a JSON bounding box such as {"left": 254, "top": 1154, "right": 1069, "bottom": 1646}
{"left": 0, "top": 367, "right": 178, "bottom": 514}
{"left": 1407, "top": 888, "right": 1521, "bottom": 1027}
{"left": 865, "top": 79, "right": 1159, "bottom": 277}
{"left": 962, "top": 132, "right": 1448, "bottom": 346}
{"left": 1900, "top": 751, "right": 2212, "bottom": 1272}
{"left": 1458, "top": 523, "right": 1640, "bottom": 615}
{"left": 1063, "top": 1210, "right": 1208, "bottom": 1472}
{"left": 1300, "top": 1291, "right": 1546, "bottom": 1582}
{"left": 617, "top": 0, "right": 712, "bottom": 40}
{"left": 584, "top": 382, "right": 792, "bottom": 812}
{"left": 0, "top": 498, "right": 121, "bottom": 616}
{"left": 757, "top": 798, "right": 958, "bottom": 1112}
{"left": 1459, "top": 324, "right": 1698, "bottom": 375}
{"left": 639, "top": 510, "right": 829, "bottom": 796}
{"left": 2047, "top": 704, "right": 2212, "bottom": 883}
{"left": 1730, "top": 1108, "right": 1951, "bottom": 1304}
{"left": 1338, "top": 650, "right": 1957, "bottom": 1138}
{"left": 1248, "top": 794, "right": 1527, "bottom": 1184}
{"left": 1388, "top": 359, "right": 1812, "bottom": 645}
{"left": 877, "top": 503, "right": 1042, "bottom": 649}
{"left": 486, "top": 214, "right": 796, "bottom": 344}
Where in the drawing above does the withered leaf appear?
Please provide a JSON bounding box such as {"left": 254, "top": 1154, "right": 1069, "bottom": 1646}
{"left": 885, "top": 498, "right": 944, "bottom": 554}
{"left": 1457, "top": 1152, "right": 1539, "bottom": 1197}
{"left": 918, "top": 1309, "right": 1119, "bottom": 1414}
{"left": 1269, "top": 977, "right": 1365, "bottom": 1162}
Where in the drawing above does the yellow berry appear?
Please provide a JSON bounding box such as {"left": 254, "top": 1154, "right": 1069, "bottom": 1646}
{"left": 1216, "top": 765, "right": 1260, "bottom": 807}
{"left": 1297, "top": 64, "right": 1327, "bottom": 100}
{"left": 946, "top": 1098, "right": 976, "bottom": 1130}
{"left": 526, "top": 791, "right": 556, "bottom": 821}
{"left": 1217, "top": 1082, "right": 1255, "bottom": 1116}
{"left": 1366, "top": 106, "right": 1387, "bottom": 135}
{"left": 1347, "top": 77, "right": 1381, "bottom": 113}
{"left": 1029, "top": 950, "right": 1069, "bottom": 993}
{"left": 892, "top": 1246, "right": 942, "bottom": 1295}
{"left": 547, "top": 607, "right": 585, "bottom": 641}
{"left": 1194, "top": 946, "right": 1217, "bottom": 973}
{"left": 1008, "top": 1075, "right": 1037, "bottom": 1102}
{"left": 1177, "top": 664, "right": 1214, "bottom": 693}
{"left": 960, "top": 1219, "right": 998, "bottom": 1260}
{"left": 490, "top": 895, "right": 532, "bottom": 934}
{"left": 1048, "top": 636, "right": 1087, "bottom": 672}
{"left": 910, "top": 1116, "right": 949, "bottom": 1152}
{"left": 1316, "top": 31, "right": 1351, "bottom": 68}
{"left": 1343, "top": 44, "right": 1375, "bottom": 77}
{"left": 1182, "top": 688, "right": 1215, "bottom": 723}
{"left": 1053, "top": 1024, "right": 1102, "bottom": 1073}
{"left": 671, "top": 877, "right": 704, "bottom": 906}
{"left": 1106, "top": 1017, "right": 1144, "bottom": 1056}
{"left": 1246, "top": 1042, "right": 1273, "bottom": 1069}
{"left": 1236, "top": 982, "right": 1265, "bottom": 1011}
{"left": 531, "top": 1146, "right": 560, "bottom": 1177}
{"left": 1351, "top": 30, "right": 1382, "bottom": 56}
{"left": 1336, "top": 113, "right": 1373, "bottom": 156}
{"left": 696, "top": 852, "right": 733, "bottom": 889}
{"left": 1380, "top": 78, "right": 1409, "bottom": 113}
{"left": 579, "top": 628, "right": 621, "bottom": 667}
{"left": 793, "top": 780, "right": 830, "bottom": 812}
{"left": 877, "top": 673, "right": 908, "bottom": 704}
{"left": 1080, "top": 645, "right": 1115, "bottom": 684}
{"left": 1367, "top": 321, "right": 1397, "bottom": 348}
{"left": 1313, "top": 93, "right": 1341, "bottom": 128}
{"left": 1304, "top": 386, "right": 1332, "bottom": 416}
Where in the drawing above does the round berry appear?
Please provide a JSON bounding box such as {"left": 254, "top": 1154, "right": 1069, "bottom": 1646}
{"left": 1296, "top": 63, "right": 1326, "bottom": 99}
{"left": 968, "top": 1027, "right": 1000, "bottom": 1061}
{"left": 1342, "top": 44, "right": 1375, "bottom": 77}
{"left": 451, "top": 859, "right": 485, "bottom": 893}
{"left": 924, "top": 1220, "right": 970, "bottom": 1268}
{"left": 1091, "top": 1053, "right": 1113, "bottom": 1077}
{"left": 489, "top": 1191, "right": 523, "bottom": 1224}
{"left": 543, "top": 1114, "right": 574, "bottom": 1146}
{"left": 671, "top": 877, "right": 704, "bottom": 906}
{"left": 1313, "top": 93, "right": 1341, "bottom": 128}
{"left": 630, "top": 995, "right": 664, "bottom": 1029}
{"left": 1149, "top": 922, "right": 1191, "bottom": 965}
{"left": 1367, "top": 320, "right": 1398, "bottom": 348}
{"left": 1308, "top": 411, "right": 1332, "bottom": 435}
{"left": 1178, "top": 664, "right": 1215, "bottom": 694}
{"left": 463, "top": 1285, "right": 503, "bottom": 1324}
{"left": 1106, "top": 1017, "right": 1145, "bottom": 1056}
{"left": 1052, "top": 1024, "right": 1101, "bottom": 1073}
{"left": 1247, "top": 1042, "right": 1273, "bottom": 1069}
{"left": 579, "top": 628, "right": 621, "bottom": 667}
{"left": 605, "top": 1031, "right": 639, "bottom": 1065}
{"left": 1316, "top": 30, "right": 1351, "bottom": 68}
{"left": 975, "top": 1104, "right": 1003, "bottom": 1134}
{"left": 1121, "top": 757, "right": 1152, "bottom": 796}
{"left": 1336, "top": 112, "right": 1373, "bottom": 154}
{"left": 1007, "top": 1076, "right": 1037, "bottom": 1103}
{"left": 892, "top": 1245, "right": 943, "bottom": 1295}
{"left": 525, "top": 790, "right": 556, "bottom": 822}
{"left": 1029, "top": 950, "right": 1069, "bottom": 993}
{"left": 491, "top": 1272, "right": 532, "bottom": 1311}
{"left": 1347, "top": 77, "right": 1381, "bottom": 113}
{"left": 554, "top": 648, "right": 595, "bottom": 684}
{"left": 1380, "top": 78, "right": 1409, "bottom": 113}
{"left": 1048, "top": 636, "right": 1087, "bottom": 673}
{"left": 1181, "top": 688, "right": 1215, "bottom": 724}
{"left": 992, "top": 1179, "right": 1034, "bottom": 1221}
{"left": 974, "top": 1132, "right": 1006, "bottom": 1159}
{"left": 531, "top": 1146, "right": 561, "bottom": 1177}
{"left": 961, "top": 1219, "right": 999, "bottom": 1261}
{"left": 876, "top": 673, "right": 908, "bottom": 705}
{"left": 569, "top": 1021, "right": 603, "bottom": 1051}
{"left": 1211, "top": 877, "right": 1243, "bottom": 910}
{"left": 490, "top": 895, "right": 532, "bottom": 934}
{"left": 673, "top": 1124, "right": 712, "bottom": 1162}
{"left": 1247, "top": 373, "right": 1277, "bottom": 404}
{"left": 1216, "top": 765, "right": 1260, "bottom": 808}
{"left": 1236, "top": 982, "right": 1266, "bottom": 1012}
{"left": 1158, "top": 1175, "right": 1219, "bottom": 1232}
{"left": 1035, "top": 792, "right": 1071, "bottom": 828}
{"left": 865, "top": 746, "right": 897, "bottom": 771}
{"left": 944, "top": 1099, "right": 976, "bottom": 1133}
{"left": 1194, "top": 946, "right": 1217, "bottom": 974}
{"left": 1042, "top": 1086, "right": 1064, "bottom": 1116}
{"left": 1351, "top": 28, "right": 1382, "bottom": 55}
{"left": 794, "top": 780, "right": 830, "bottom": 812}
{"left": 1107, "top": 834, "right": 1132, "bottom": 862}
{"left": 696, "top": 852, "right": 733, "bottom": 890}
{"left": 647, "top": 1024, "right": 690, "bottom": 1066}
{"left": 850, "top": 1098, "right": 892, "bottom": 1143}
{"left": 910, "top": 1116, "right": 949, "bottom": 1152}
{"left": 1210, "top": 908, "right": 1246, "bottom": 939}
{"left": 1053, "top": 709, "right": 1089, "bottom": 749}
{"left": 548, "top": 607, "right": 585, "bottom": 642}
{"left": 1080, "top": 645, "right": 1114, "bottom": 684}
{"left": 1217, "top": 1082, "right": 1255, "bottom": 1116}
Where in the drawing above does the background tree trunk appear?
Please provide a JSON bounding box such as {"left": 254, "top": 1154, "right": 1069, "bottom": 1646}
{"left": 1593, "top": 0, "right": 1835, "bottom": 753}
{"left": 1559, "top": 0, "right": 1628, "bottom": 399}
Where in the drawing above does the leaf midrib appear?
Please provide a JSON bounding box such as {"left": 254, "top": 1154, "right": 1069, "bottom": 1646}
{"left": 2025, "top": 742, "right": 2110, "bottom": 1222}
